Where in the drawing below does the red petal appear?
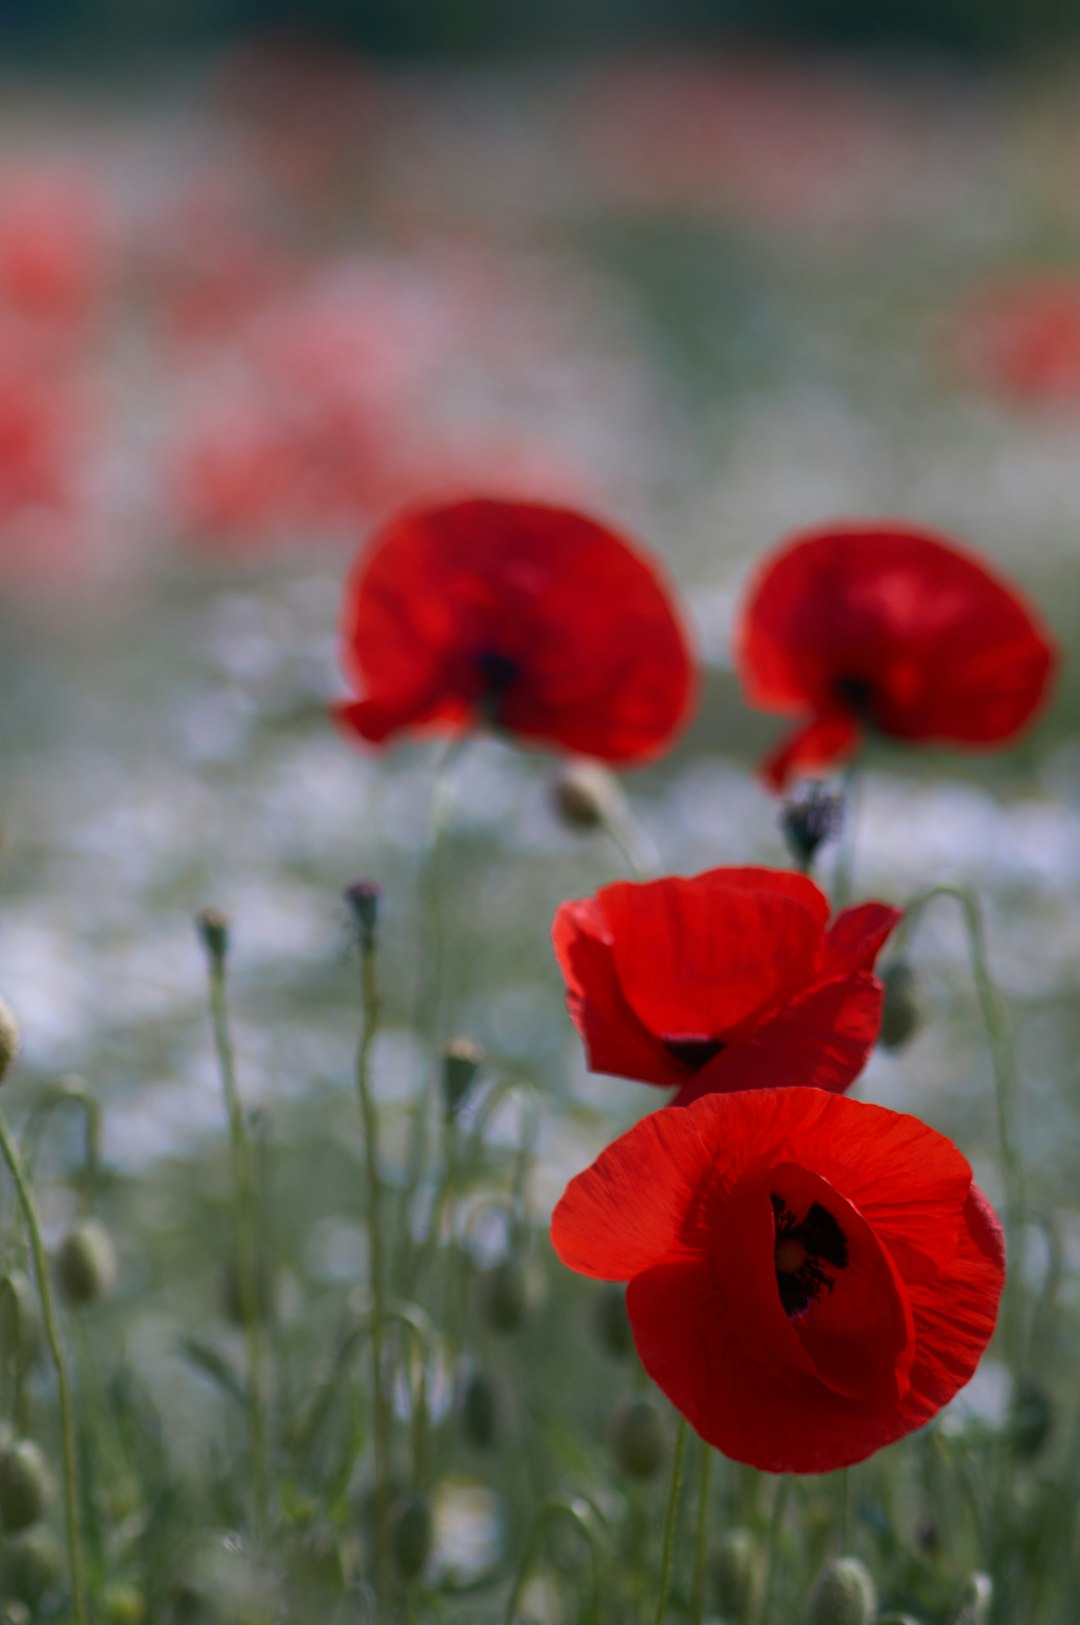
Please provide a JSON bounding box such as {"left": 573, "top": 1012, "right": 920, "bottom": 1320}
{"left": 673, "top": 973, "right": 883, "bottom": 1104}
{"left": 823, "top": 902, "right": 903, "bottom": 977}
{"left": 761, "top": 712, "right": 862, "bottom": 791}
{"left": 551, "top": 897, "right": 682, "bottom": 1088}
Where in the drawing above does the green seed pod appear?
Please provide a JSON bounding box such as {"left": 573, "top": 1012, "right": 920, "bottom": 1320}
{"left": 551, "top": 761, "right": 620, "bottom": 831}
{"left": 104, "top": 1583, "right": 148, "bottom": 1625}
{"left": 482, "top": 1257, "right": 529, "bottom": 1334}
{"left": 387, "top": 1494, "right": 434, "bottom": 1582}
{"left": 0, "top": 1270, "right": 42, "bottom": 1369}
{"left": 56, "top": 1218, "right": 118, "bottom": 1306}
{"left": 0, "top": 1526, "right": 64, "bottom": 1606}
{"left": 809, "top": 1556, "right": 877, "bottom": 1625}
{"left": 0, "top": 998, "right": 20, "bottom": 1083}
{"left": 195, "top": 907, "right": 230, "bottom": 971}
{"left": 610, "top": 1395, "right": 666, "bottom": 1480}
{"left": 441, "top": 1037, "right": 483, "bottom": 1118}
{"left": 951, "top": 1573, "right": 992, "bottom": 1625}
{"left": 343, "top": 881, "right": 380, "bottom": 949}
{"left": 0, "top": 1440, "right": 50, "bottom": 1534}
{"left": 711, "top": 1527, "right": 763, "bottom": 1621}
{"left": 461, "top": 1370, "right": 499, "bottom": 1450}
{"left": 1009, "top": 1373, "right": 1053, "bottom": 1459}
{"left": 592, "top": 1284, "right": 633, "bottom": 1359}
{"left": 879, "top": 962, "right": 921, "bottom": 1052}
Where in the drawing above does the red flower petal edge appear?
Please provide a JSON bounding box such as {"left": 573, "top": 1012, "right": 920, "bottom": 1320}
{"left": 551, "top": 1088, "right": 1004, "bottom": 1473}
{"left": 337, "top": 497, "right": 696, "bottom": 764}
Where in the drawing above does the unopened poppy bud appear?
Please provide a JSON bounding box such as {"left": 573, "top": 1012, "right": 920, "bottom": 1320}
{"left": 104, "top": 1583, "right": 147, "bottom": 1625}
{"left": 482, "top": 1257, "right": 528, "bottom": 1334}
{"left": 461, "top": 1370, "right": 499, "bottom": 1450}
{"left": 951, "top": 1573, "right": 992, "bottom": 1625}
{"left": 780, "top": 783, "right": 844, "bottom": 871}
{"left": 879, "top": 962, "right": 921, "bottom": 1051}
{"left": 711, "top": 1527, "right": 762, "bottom": 1620}
{"left": 551, "top": 760, "right": 620, "bottom": 831}
{"left": 195, "top": 907, "right": 230, "bottom": 971}
{"left": 610, "top": 1395, "right": 666, "bottom": 1479}
{"left": 0, "top": 1441, "right": 49, "bottom": 1533}
{"left": 0, "top": 1272, "right": 42, "bottom": 1368}
{"left": 56, "top": 1218, "right": 118, "bottom": 1306}
{"left": 1009, "top": 1373, "right": 1053, "bottom": 1458}
{"left": 344, "top": 880, "right": 380, "bottom": 948}
{"left": 0, "top": 1527, "right": 64, "bottom": 1607}
{"left": 0, "top": 998, "right": 20, "bottom": 1083}
{"left": 387, "top": 1493, "right": 434, "bottom": 1582}
{"left": 441, "top": 1037, "right": 483, "bottom": 1117}
{"left": 809, "top": 1556, "right": 877, "bottom": 1625}
{"left": 592, "top": 1284, "right": 633, "bottom": 1359}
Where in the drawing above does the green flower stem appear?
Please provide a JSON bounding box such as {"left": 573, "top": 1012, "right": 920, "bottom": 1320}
{"left": 502, "top": 1498, "right": 602, "bottom": 1625}
{"left": 601, "top": 803, "right": 660, "bottom": 880}
{"left": 691, "top": 1440, "right": 713, "bottom": 1625}
{"left": 0, "top": 1110, "right": 88, "bottom": 1625}
{"left": 654, "top": 1414, "right": 687, "bottom": 1625}
{"left": 353, "top": 920, "right": 391, "bottom": 1581}
{"left": 754, "top": 1474, "right": 790, "bottom": 1625}
{"left": 831, "top": 762, "right": 862, "bottom": 909}
{"left": 206, "top": 959, "right": 271, "bottom": 1546}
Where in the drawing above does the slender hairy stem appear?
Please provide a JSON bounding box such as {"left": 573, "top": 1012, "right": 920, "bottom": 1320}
{"left": 354, "top": 924, "right": 390, "bottom": 1581}
{"left": 0, "top": 1111, "right": 88, "bottom": 1625}
{"left": 207, "top": 962, "right": 271, "bottom": 1545}
{"left": 691, "top": 1440, "right": 713, "bottom": 1625}
{"left": 831, "top": 762, "right": 862, "bottom": 909}
{"left": 755, "top": 1475, "right": 790, "bottom": 1625}
{"left": 654, "top": 1414, "right": 687, "bottom": 1625}
{"left": 602, "top": 804, "right": 660, "bottom": 880}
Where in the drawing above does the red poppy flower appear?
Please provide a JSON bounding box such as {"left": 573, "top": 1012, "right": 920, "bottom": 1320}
{"left": 737, "top": 524, "right": 1057, "bottom": 790}
{"left": 337, "top": 499, "right": 695, "bottom": 763}
{"left": 554, "top": 867, "right": 899, "bottom": 1104}
{"left": 551, "top": 1088, "right": 1004, "bottom": 1472}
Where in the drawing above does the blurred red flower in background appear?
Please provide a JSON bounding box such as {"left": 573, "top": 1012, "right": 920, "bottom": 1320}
{"left": 0, "top": 170, "right": 110, "bottom": 336}
{"left": 554, "top": 867, "right": 899, "bottom": 1103}
{"left": 337, "top": 498, "right": 695, "bottom": 762}
{"left": 948, "top": 274, "right": 1080, "bottom": 405}
{"left": 737, "top": 524, "right": 1057, "bottom": 789}
{"left": 551, "top": 1088, "right": 1004, "bottom": 1472}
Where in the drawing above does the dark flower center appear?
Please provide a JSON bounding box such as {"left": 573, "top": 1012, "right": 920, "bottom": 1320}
{"left": 771, "top": 1193, "right": 848, "bottom": 1318}
{"left": 663, "top": 1035, "right": 727, "bottom": 1071}
{"left": 834, "top": 674, "right": 876, "bottom": 720}
{"left": 476, "top": 650, "right": 522, "bottom": 696}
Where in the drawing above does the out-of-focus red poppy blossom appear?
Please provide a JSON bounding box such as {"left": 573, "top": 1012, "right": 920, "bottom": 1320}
{"left": 737, "top": 524, "right": 1057, "bottom": 790}
{"left": 551, "top": 1088, "right": 1004, "bottom": 1472}
{"left": 948, "top": 275, "right": 1080, "bottom": 405}
{"left": 554, "top": 867, "right": 899, "bottom": 1104}
{"left": 337, "top": 498, "right": 695, "bottom": 763}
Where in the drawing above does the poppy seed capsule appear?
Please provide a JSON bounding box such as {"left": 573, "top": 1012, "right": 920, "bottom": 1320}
{"left": 461, "top": 1371, "right": 499, "bottom": 1450}
{"left": 0, "top": 998, "right": 20, "bottom": 1082}
{"left": 711, "top": 1527, "right": 762, "bottom": 1620}
{"left": 195, "top": 907, "right": 230, "bottom": 970}
{"left": 0, "top": 1441, "right": 49, "bottom": 1533}
{"left": 56, "top": 1218, "right": 118, "bottom": 1306}
{"left": 387, "top": 1494, "right": 434, "bottom": 1582}
{"left": 780, "top": 784, "right": 844, "bottom": 871}
{"left": 951, "top": 1573, "right": 992, "bottom": 1625}
{"left": 551, "top": 760, "right": 620, "bottom": 830}
{"left": 482, "top": 1257, "right": 529, "bottom": 1333}
{"left": 610, "top": 1395, "right": 666, "bottom": 1479}
{"left": 809, "top": 1556, "right": 877, "bottom": 1625}
{"left": 441, "top": 1037, "right": 483, "bottom": 1118}
{"left": 344, "top": 880, "right": 380, "bottom": 947}
{"left": 880, "top": 962, "right": 922, "bottom": 1051}
{"left": 592, "top": 1284, "right": 634, "bottom": 1358}
{"left": 0, "top": 1272, "right": 42, "bottom": 1369}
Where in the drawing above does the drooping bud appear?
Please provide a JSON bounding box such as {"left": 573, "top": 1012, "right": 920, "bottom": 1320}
{"left": 55, "top": 1218, "right": 118, "bottom": 1307}
{"left": 441, "top": 1037, "right": 483, "bottom": 1118}
{"left": 879, "top": 962, "right": 921, "bottom": 1051}
{"left": 461, "top": 1370, "right": 499, "bottom": 1450}
{"left": 0, "top": 998, "right": 20, "bottom": 1083}
{"left": 592, "top": 1284, "right": 634, "bottom": 1359}
{"left": 551, "top": 760, "right": 620, "bottom": 831}
{"left": 950, "top": 1573, "right": 992, "bottom": 1625}
{"left": 0, "top": 1272, "right": 42, "bottom": 1369}
{"left": 482, "top": 1257, "right": 529, "bottom": 1334}
{"left": 809, "top": 1556, "right": 877, "bottom": 1625}
{"left": 710, "top": 1527, "right": 762, "bottom": 1621}
{"left": 344, "top": 880, "right": 380, "bottom": 949}
{"left": 1009, "top": 1373, "right": 1053, "bottom": 1458}
{"left": 0, "top": 1441, "right": 49, "bottom": 1534}
{"left": 387, "top": 1494, "right": 434, "bottom": 1582}
{"left": 610, "top": 1395, "right": 666, "bottom": 1480}
{"left": 195, "top": 908, "right": 230, "bottom": 971}
{"left": 780, "top": 783, "right": 844, "bottom": 872}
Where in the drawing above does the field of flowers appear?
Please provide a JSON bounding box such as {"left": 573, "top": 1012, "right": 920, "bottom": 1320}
{"left": 1, "top": 41, "right": 1079, "bottom": 1625}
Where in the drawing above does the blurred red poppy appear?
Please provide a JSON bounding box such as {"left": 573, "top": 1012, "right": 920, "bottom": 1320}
{"left": 554, "top": 866, "right": 898, "bottom": 1104}
{"left": 337, "top": 499, "right": 695, "bottom": 762}
{"left": 947, "top": 274, "right": 1080, "bottom": 405}
{"left": 551, "top": 1088, "right": 1004, "bottom": 1472}
{"left": 737, "top": 524, "right": 1057, "bottom": 789}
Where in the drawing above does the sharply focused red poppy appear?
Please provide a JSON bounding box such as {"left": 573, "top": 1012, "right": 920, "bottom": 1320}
{"left": 552, "top": 1088, "right": 1004, "bottom": 1472}
{"left": 338, "top": 499, "right": 695, "bottom": 762}
{"left": 737, "top": 524, "right": 1057, "bottom": 790}
{"left": 554, "top": 867, "right": 899, "bottom": 1104}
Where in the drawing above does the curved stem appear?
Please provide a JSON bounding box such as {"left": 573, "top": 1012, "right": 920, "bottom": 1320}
{"left": 26, "top": 1080, "right": 102, "bottom": 1203}
{"left": 691, "top": 1441, "right": 713, "bottom": 1625}
{"left": 654, "top": 1414, "right": 687, "bottom": 1625}
{"left": 602, "top": 804, "right": 660, "bottom": 881}
{"left": 0, "top": 1111, "right": 88, "bottom": 1625}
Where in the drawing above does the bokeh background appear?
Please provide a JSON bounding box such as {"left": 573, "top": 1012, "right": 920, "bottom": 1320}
{"left": 1, "top": 2, "right": 1079, "bottom": 1610}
